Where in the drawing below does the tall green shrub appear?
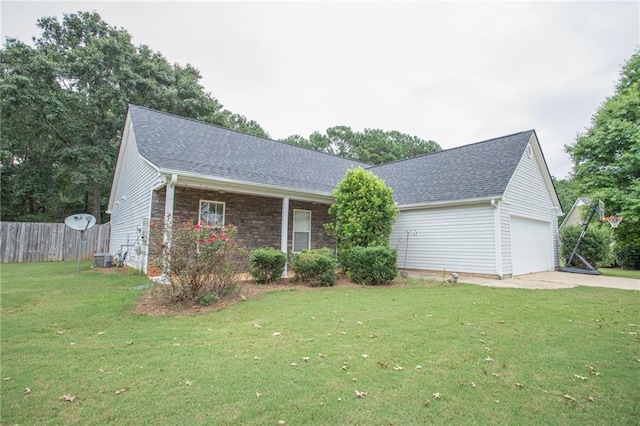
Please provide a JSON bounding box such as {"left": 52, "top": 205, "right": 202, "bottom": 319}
{"left": 326, "top": 168, "right": 398, "bottom": 268}
{"left": 615, "top": 245, "right": 640, "bottom": 270}
{"left": 249, "top": 247, "right": 286, "bottom": 284}
{"left": 560, "top": 225, "right": 612, "bottom": 268}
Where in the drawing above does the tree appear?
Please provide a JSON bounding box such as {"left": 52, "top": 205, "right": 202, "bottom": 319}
{"left": 566, "top": 49, "right": 640, "bottom": 246}
{"left": 282, "top": 126, "right": 440, "bottom": 165}
{"left": 1, "top": 11, "right": 268, "bottom": 223}
{"left": 326, "top": 168, "right": 398, "bottom": 265}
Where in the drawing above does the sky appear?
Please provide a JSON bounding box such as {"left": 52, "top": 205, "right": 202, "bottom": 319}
{"left": 2, "top": 1, "right": 639, "bottom": 178}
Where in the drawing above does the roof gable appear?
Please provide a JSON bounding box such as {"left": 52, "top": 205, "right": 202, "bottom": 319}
{"left": 369, "top": 131, "right": 534, "bottom": 206}
{"left": 128, "top": 105, "right": 367, "bottom": 194}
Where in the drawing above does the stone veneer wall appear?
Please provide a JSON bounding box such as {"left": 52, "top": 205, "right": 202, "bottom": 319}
{"left": 150, "top": 187, "right": 335, "bottom": 252}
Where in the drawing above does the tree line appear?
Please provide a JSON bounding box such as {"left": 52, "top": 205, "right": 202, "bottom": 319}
{"left": 1, "top": 11, "right": 441, "bottom": 224}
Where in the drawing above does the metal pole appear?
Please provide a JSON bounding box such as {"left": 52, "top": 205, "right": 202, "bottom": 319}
{"left": 76, "top": 231, "right": 83, "bottom": 272}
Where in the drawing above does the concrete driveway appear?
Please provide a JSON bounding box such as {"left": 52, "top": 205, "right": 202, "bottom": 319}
{"left": 408, "top": 270, "right": 639, "bottom": 291}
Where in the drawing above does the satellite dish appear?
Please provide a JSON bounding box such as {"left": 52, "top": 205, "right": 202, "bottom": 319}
{"left": 64, "top": 214, "right": 96, "bottom": 231}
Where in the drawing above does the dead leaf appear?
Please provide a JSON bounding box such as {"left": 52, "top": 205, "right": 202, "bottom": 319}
{"left": 484, "top": 356, "right": 494, "bottom": 363}
{"left": 423, "top": 400, "right": 430, "bottom": 406}
{"left": 3, "top": 377, "right": 11, "bottom": 381}
{"left": 253, "top": 323, "right": 262, "bottom": 329}
{"left": 23, "top": 387, "right": 31, "bottom": 394}
{"left": 56, "top": 330, "right": 65, "bottom": 335}
{"left": 256, "top": 391, "right": 261, "bottom": 398}
{"left": 60, "top": 394, "right": 75, "bottom": 402}
{"left": 98, "top": 331, "right": 105, "bottom": 336}
{"left": 515, "top": 382, "right": 523, "bottom": 389}
{"left": 574, "top": 374, "right": 588, "bottom": 381}
{"left": 564, "top": 394, "right": 576, "bottom": 403}
{"left": 356, "top": 321, "right": 363, "bottom": 326}
{"left": 254, "top": 356, "right": 261, "bottom": 360}
{"left": 278, "top": 421, "right": 286, "bottom": 425}
{"left": 338, "top": 397, "right": 342, "bottom": 402}
{"left": 471, "top": 381, "right": 477, "bottom": 388}
{"left": 342, "top": 365, "right": 348, "bottom": 370}
{"left": 370, "top": 334, "right": 378, "bottom": 338}
{"left": 492, "top": 373, "right": 500, "bottom": 377}
{"left": 432, "top": 392, "right": 442, "bottom": 399}
{"left": 361, "top": 354, "right": 369, "bottom": 359}
{"left": 393, "top": 365, "right": 404, "bottom": 371}
{"left": 126, "top": 341, "right": 134, "bottom": 345}
{"left": 240, "top": 295, "right": 247, "bottom": 301}
{"left": 302, "top": 357, "right": 310, "bottom": 362}
{"left": 377, "top": 360, "right": 388, "bottom": 367}
{"left": 290, "top": 363, "right": 298, "bottom": 367}
{"left": 115, "top": 388, "right": 127, "bottom": 395}
{"left": 318, "top": 353, "right": 327, "bottom": 358}
{"left": 415, "top": 365, "right": 423, "bottom": 369}
{"left": 587, "top": 396, "right": 595, "bottom": 402}
{"left": 355, "top": 390, "right": 367, "bottom": 398}
{"left": 272, "top": 332, "right": 282, "bottom": 336}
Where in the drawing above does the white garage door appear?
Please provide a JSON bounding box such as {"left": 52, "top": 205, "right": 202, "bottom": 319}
{"left": 511, "top": 216, "right": 553, "bottom": 276}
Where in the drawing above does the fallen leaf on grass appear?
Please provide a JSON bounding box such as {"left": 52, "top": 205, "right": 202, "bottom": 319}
{"left": 355, "top": 390, "right": 367, "bottom": 398}
{"left": 254, "top": 356, "right": 261, "bottom": 360}
{"left": 24, "top": 387, "right": 31, "bottom": 394}
{"left": 98, "top": 332, "right": 105, "bottom": 336}
{"left": 393, "top": 365, "right": 404, "bottom": 371}
{"left": 272, "top": 332, "right": 282, "bottom": 336}
{"left": 278, "top": 421, "right": 286, "bottom": 425}
{"left": 432, "top": 392, "right": 441, "bottom": 399}
{"left": 515, "top": 382, "right": 523, "bottom": 389}
{"left": 564, "top": 394, "right": 576, "bottom": 403}
{"left": 484, "top": 356, "right": 494, "bottom": 363}
{"left": 255, "top": 391, "right": 261, "bottom": 398}
{"left": 415, "top": 365, "right": 423, "bottom": 369}
{"left": 361, "top": 354, "right": 369, "bottom": 359}
{"left": 126, "top": 341, "right": 134, "bottom": 345}
{"left": 318, "top": 353, "right": 327, "bottom": 358}
{"left": 240, "top": 295, "right": 247, "bottom": 301}
{"left": 492, "top": 373, "right": 500, "bottom": 377}
{"left": 290, "top": 363, "right": 298, "bottom": 367}
{"left": 377, "top": 361, "right": 388, "bottom": 368}
{"left": 56, "top": 330, "right": 65, "bottom": 335}
{"left": 253, "top": 323, "right": 262, "bottom": 329}
{"left": 574, "top": 374, "right": 588, "bottom": 381}
{"left": 302, "top": 357, "right": 310, "bottom": 362}
{"left": 587, "top": 396, "right": 595, "bottom": 402}
{"left": 471, "top": 382, "right": 477, "bottom": 388}
{"left": 356, "top": 321, "right": 363, "bottom": 326}
{"left": 60, "top": 394, "right": 75, "bottom": 402}
{"left": 370, "top": 334, "right": 378, "bottom": 338}
{"left": 3, "top": 377, "right": 10, "bottom": 381}
{"left": 115, "top": 388, "right": 127, "bottom": 395}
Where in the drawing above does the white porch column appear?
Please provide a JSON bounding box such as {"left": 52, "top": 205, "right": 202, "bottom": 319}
{"left": 162, "top": 174, "right": 178, "bottom": 281}
{"left": 281, "top": 197, "right": 289, "bottom": 277}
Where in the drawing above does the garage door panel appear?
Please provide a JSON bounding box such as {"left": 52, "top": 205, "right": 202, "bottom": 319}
{"left": 511, "top": 216, "right": 553, "bottom": 276}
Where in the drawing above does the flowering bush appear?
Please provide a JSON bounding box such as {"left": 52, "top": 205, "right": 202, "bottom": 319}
{"left": 149, "top": 216, "right": 247, "bottom": 305}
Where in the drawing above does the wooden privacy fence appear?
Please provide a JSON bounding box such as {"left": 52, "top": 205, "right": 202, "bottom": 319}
{"left": 0, "top": 222, "right": 110, "bottom": 263}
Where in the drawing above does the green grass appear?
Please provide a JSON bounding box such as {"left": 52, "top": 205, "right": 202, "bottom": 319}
{"left": 599, "top": 267, "right": 640, "bottom": 279}
{"left": 2, "top": 262, "right": 639, "bottom": 425}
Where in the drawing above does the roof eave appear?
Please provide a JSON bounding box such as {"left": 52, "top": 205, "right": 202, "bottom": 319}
{"left": 398, "top": 196, "right": 503, "bottom": 211}
{"left": 156, "top": 168, "right": 335, "bottom": 204}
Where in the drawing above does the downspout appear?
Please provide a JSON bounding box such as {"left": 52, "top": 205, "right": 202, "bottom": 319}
{"left": 162, "top": 174, "right": 178, "bottom": 282}
{"left": 491, "top": 199, "right": 504, "bottom": 279}
{"left": 281, "top": 197, "right": 289, "bottom": 278}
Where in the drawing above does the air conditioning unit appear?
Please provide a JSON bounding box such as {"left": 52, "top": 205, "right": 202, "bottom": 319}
{"left": 93, "top": 253, "right": 113, "bottom": 268}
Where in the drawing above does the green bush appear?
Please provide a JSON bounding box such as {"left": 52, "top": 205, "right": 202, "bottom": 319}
{"left": 615, "top": 245, "right": 640, "bottom": 270}
{"left": 347, "top": 246, "right": 398, "bottom": 285}
{"left": 560, "top": 225, "right": 611, "bottom": 268}
{"left": 290, "top": 248, "right": 337, "bottom": 287}
{"left": 249, "top": 247, "right": 286, "bottom": 284}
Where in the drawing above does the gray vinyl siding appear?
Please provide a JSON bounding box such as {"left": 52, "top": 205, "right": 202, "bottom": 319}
{"left": 500, "top": 137, "right": 559, "bottom": 276}
{"left": 108, "top": 124, "right": 158, "bottom": 272}
{"left": 392, "top": 204, "right": 495, "bottom": 275}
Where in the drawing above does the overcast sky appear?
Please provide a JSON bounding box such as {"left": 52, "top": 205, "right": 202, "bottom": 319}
{"left": 2, "top": 1, "right": 639, "bottom": 178}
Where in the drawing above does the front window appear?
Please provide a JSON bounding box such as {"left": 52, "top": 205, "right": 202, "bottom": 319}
{"left": 293, "top": 210, "right": 311, "bottom": 252}
{"left": 199, "top": 200, "right": 225, "bottom": 226}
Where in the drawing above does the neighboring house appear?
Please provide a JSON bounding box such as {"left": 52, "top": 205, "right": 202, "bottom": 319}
{"left": 108, "top": 105, "right": 562, "bottom": 278}
{"left": 559, "top": 197, "right": 590, "bottom": 231}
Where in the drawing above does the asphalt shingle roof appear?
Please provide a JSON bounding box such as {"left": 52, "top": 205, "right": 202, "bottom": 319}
{"left": 129, "top": 105, "right": 368, "bottom": 194}
{"left": 129, "top": 105, "right": 534, "bottom": 206}
{"left": 369, "top": 131, "right": 534, "bottom": 205}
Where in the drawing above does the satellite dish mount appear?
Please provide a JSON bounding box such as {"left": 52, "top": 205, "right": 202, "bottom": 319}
{"left": 64, "top": 214, "right": 97, "bottom": 272}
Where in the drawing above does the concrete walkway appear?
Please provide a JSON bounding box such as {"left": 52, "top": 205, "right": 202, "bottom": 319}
{"left": 407, "top": 270, "right": 639, "bottom": 291}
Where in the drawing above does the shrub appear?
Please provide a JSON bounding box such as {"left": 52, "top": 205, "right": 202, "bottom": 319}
{"left": 149, "top": 217, "right": 246, "bottom": 305}
{"left": 347, "top": 246, "right": 397, "bottom": 285}
{"left": 326, "top": 168, "right": 398, "bottom": 267}
{"left": 615, "top": 245, "right": 640, "bottom": 270}
{"left": 290, "top": 248, "right": 337, "bottom": 287}
{"left": 249, "top": 247, "right": 286, "bottom": 284}
{"left": 559, "top": 225, "right": 611, "bottom": 268}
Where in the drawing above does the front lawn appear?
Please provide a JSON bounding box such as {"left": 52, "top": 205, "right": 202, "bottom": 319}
{"left": 1, "top": 262, "right": 639, "bottom": 425}
{"left": 599, "top": 268, "right": 640, "bottom": 279}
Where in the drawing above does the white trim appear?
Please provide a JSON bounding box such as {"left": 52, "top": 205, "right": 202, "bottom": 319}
{"left": 399, "top": 196, "right": 502, "bottom": 211}
{"left": 198, "top": 199, "right": 226, "bottom": 226}
{"left": 493, "top": 200, "right": 503, "bottom": 278}
{"left": 292, "top": 209, "right": 312, "bottom": 253}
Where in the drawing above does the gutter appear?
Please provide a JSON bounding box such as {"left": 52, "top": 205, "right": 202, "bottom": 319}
{"left": 398, "top": 195, "right": 503, "bottom": 211}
